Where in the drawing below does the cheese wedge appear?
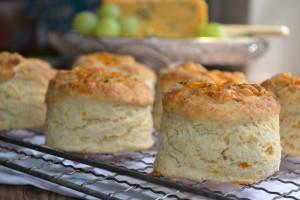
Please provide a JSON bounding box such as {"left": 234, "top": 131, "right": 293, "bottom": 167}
{"left": 103, "top": 0, "right": 208, "bottom": 38}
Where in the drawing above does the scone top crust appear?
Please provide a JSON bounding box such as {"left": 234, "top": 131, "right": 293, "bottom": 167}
{"left": 163, "top": 82, "right": 280, "bottom": 123}
{"left": 47, "top": 66, "right": 153, "bottom": 106}
{"left": 159, "top": 62, "right": 208, "bottom": 80}
{"left": 74, "top": 52, "right": 135, "bottom": 67}
{"left": 74, "top": 52, "right": 156, "bottom": 83}
{"left": 158, "top": 62, "right": 247, "bottom": 89}
{"left": 114, "top": 62, "right": 157, "bottom": 83}
{"left": 158, "top": 62, "right": 213, "bottom": 89}
{"left": 261, "top": 72, "right": 300, "bottom": 94}
{"left": 261, "top": 72, "right": 300, "bottom": 110}
{"left": 208, "top": 70, "right": 247, "bottom": 85}
{"left": 0, "top": 52, "right": 56, "bottom": 85}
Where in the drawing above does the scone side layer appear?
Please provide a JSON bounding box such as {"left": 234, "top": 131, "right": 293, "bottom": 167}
{"left": 154, "top": 112, "right": 281, "bottom": 183}
{"left": 45, "top": 98, "right": 154, "bottom": 153}
{"left": 0, "top": 52, "right": 56, "bottom": 129}
{"left": 261, "top": 72, "right": 300, "bottom": 156}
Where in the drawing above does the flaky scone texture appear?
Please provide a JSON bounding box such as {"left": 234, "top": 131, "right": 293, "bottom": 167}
{"left": 73, "top": 52, "right": 136, "bottom": 67}
{"left": 73, "top": 52, "right": 156, "bottom": 91}
{"left": 153, "top": 82, "right": 281, "bottom": 183}
{"left": 262, "top": 72, "right": 300, "bottom": 156}
{"left": 45, "top": 98, "right": 153, "bottom": 153}
{"left": 0, "top": 52, "right": 56, "bottom": 129}
{"left": 0, "top": 52, "right": 56, "bottom": 85}
{"left": 47, "top": 66, "right": 153, "bottom": 106}
{"left": 154, "top": 62, "right": 213, "bottom": 131}
{"left": 154, "top": 113, "right": 281, "bottom": 183}
{"left": 45, "top": 67, "right": 154, "bottom": 153}
{"left": 208, "top": 70, "right": 248, "bottom": 85}
{"left": 163, "top": 82, "right": 280, "bottom": 124}
{"left": 154, "top": 62, "right": 248, "bottom": 132}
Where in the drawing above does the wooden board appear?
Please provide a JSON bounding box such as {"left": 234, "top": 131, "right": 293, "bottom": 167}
{"left": 0, "top": 185, "right": 77, "bottom": 200}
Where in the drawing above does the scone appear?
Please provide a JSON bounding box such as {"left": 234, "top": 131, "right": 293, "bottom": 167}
{"left": 154, "top": 62, "right": 247, "bottom": 132}
{"left": 73, "top": 52, "right": 157, "bottom": 92}
{"left": 0, "top": 52, "right": 56, "bottom": 130}
{"left": 208, "top": 69, "right": 248, "bottom": 85}
{"left": 154, "top": 62, "right": 214, "bottom": 132}
{"left": 45, "top": 66, "right": 154, "bottom": 153}
{"left": 154, "top": 82, "right": 281, "bottom": 183}
{"left": 262, "top": 72, "right": 300, "bottom": 156}
{"left": 73, "top": 51, "right": 136, "bottom": 67}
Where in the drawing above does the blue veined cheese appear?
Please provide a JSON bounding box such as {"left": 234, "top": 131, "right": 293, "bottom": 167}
{"left": 103, "top": 0, "right": 208, "bottom": 38}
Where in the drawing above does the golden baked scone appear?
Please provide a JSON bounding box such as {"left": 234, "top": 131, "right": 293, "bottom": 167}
{"left": 262, "top": 72, "right": 300, "bottom": 156}
{"left": 154, "top": 62, "right": 213, "bottom": 132}
{"left": 45, "top": 66, "right": 154, "bottom": 153}
{"left": 154, "top": 82, "right": 281, "bottom": 183}
{"left": 73, "top": 52, "right": 135, "bottom": 67}
{"left": 73, "top": 52, "right": 157, "bottom": 92}
{"left": 0, "top": 52, "right": 56, "bottom": 130}
{"left": 154, "top": 62, "right": 248, "bottom": 132}
{"left": 208, "top": 70, "right": 248, "bottom": 85}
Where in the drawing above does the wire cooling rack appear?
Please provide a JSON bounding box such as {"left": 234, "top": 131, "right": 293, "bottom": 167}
{"left": 1, "top": 130, "right": 300, "bottom": 200}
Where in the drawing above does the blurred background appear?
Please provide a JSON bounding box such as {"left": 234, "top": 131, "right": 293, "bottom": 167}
{"left": 0, "top": 0, "right": 299, "bottom": 81}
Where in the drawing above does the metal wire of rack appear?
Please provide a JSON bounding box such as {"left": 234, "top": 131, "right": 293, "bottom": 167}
{"left": 1, "top": 129, "right": 300, "bottom": 200}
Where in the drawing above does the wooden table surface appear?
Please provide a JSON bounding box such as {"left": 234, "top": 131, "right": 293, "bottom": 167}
{"left": 0, "top": 185, "right": 77, "bottom": 200}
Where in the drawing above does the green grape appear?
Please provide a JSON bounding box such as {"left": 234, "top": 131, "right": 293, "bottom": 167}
{"left": 72, "top": 11, "right": 98, "bottom": 35}
{"left": 93, "top": 17, "right": 120, "bottom": 37}
{"left": 197, "top": 22, "right": 225, "bottom": 38}
{"left": 120, "top": 16, "right": 140, "bottom": 37}
{"left": 98, "top": 4, "right": 121, "bottom": 18}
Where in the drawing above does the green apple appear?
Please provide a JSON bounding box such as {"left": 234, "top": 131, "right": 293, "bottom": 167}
{"left": 93, "top": 17, "right": 120, "bottom": 37}
{"left": 98, "top": 4, "right": 121, "bottom": 18}
{"left": 73, "top": 11, "right": 98, "bottom": 35}
{"left": 197, "top": 22, "right": 225, "bottom": 38}
{"left": 120, "top": 16, "right": 140, "bottom": 37}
